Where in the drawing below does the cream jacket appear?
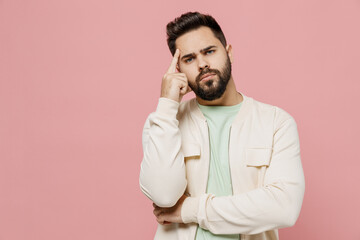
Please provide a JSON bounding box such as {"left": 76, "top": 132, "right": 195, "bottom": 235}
{"left": 139, "top": 92, "right": 305, "bottom": 240}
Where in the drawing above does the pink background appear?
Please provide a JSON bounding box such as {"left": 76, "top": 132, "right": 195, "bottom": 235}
{"left": 1, "top": 0, "right": 359, "bottom": 239}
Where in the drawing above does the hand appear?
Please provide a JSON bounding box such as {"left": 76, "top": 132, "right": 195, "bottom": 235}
{"left": 152, "top": 194, "right": 188, "bottom": 225}
{"left": 160, "top": 49, "right": 192, "bottom": 103}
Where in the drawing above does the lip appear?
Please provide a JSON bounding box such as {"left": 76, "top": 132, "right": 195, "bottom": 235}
{"left": 200, "top": 73, "right": 216, "bottom": 81}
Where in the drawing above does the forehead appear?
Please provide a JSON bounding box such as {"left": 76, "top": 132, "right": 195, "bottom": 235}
{"left": 175, "top": 26, "right": 222, "bottom": 55}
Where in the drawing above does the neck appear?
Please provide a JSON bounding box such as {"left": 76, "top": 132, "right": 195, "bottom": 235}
{"left": 196, "top": 76, "right": 243, "bottom": 106}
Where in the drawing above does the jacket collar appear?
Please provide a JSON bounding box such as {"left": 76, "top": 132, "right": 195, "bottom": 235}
{"left": 188, "top": 91, "right": 253, "bottom": 126}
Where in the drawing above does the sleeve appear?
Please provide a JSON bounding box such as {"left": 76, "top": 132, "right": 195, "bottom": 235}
{"left": 181, "top": 116, "right": 305, "bottom": 235}
{"left": 139, "top": 97, "right": 187, "bottom": 208}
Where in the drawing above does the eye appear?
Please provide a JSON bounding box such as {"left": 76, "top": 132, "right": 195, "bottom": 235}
{"left": 206, "top": 50, "right": 214, "bottom": 54}
{"left": 185, "top": 58, "right": 193, "bottom": 63}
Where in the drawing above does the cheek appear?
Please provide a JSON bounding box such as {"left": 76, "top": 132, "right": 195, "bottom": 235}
{"left": 180, "top": 67, "right": 197, "bottom": 80}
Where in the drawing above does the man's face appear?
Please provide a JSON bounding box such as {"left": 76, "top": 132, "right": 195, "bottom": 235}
{"left": 176, "top": 26, "right": 233, "bottom": 101}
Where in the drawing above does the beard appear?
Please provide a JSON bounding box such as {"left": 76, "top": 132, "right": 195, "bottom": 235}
{"left": 188, "top": 55, "right": 232, "bottom": 101}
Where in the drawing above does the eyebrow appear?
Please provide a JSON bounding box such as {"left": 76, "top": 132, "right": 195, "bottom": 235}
{"left": 180, "top": 45, "right": 217, "bottom": 61}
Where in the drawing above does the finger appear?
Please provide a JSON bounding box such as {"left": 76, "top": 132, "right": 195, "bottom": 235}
{"left": 181, "top": 85, "right": 192, "bottom": 95}
{"left": 166, "top": 49, "right": 180, "bottom": 74}
{"left": 157, "top": 219, "right": 171, "bottom": 225}
{"left": 156, "top": 218, "right": 164, "bottom": 225}
{"left": 179, "top": 79, "right": 189, "bottom": 94}
{"left": 157, "top": 212, "right": 175, "bottom": 225}
{"left": 153, "top": 208, "right": 162, "bottom": 217}
{"left": 175, "top": 75, "right": 187, "bottom": 84}
{"left": 180, "top": 85, "right": 188, "bottom": 95}
{"left": 157, "top": 214, "right": 166, "bottom": 225}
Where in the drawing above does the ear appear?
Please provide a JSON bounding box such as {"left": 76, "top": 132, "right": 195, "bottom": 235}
{"left": 226, "top": 44, "right": 233, "bottom": 64}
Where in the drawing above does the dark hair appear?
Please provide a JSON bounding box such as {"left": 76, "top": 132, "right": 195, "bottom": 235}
{"left": 166, "top": 12, "right": 227, "bottom": 56}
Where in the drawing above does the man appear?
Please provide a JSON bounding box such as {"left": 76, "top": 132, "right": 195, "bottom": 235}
{"left": 139, "top": 11, "right": 305, "bottom": 240}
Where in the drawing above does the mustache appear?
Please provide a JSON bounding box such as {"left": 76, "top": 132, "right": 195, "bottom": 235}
{"left": 196, "top": 68, "right": 219, "bottom": 82}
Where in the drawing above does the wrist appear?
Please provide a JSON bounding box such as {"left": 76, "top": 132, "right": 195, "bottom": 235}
{"left": 160, "top": 95, "right": 180, "bottom": 103}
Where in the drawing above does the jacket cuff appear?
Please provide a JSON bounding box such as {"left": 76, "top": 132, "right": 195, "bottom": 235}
{"left": 181, "top": 196, "right": 200, "bottom": 224}
{"left": 155, "top": 97, "right": 180, "bottom": 118}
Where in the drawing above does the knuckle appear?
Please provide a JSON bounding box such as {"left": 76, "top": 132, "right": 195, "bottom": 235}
{"left": 163, "top": 73, "right": 174, "bottom": 81}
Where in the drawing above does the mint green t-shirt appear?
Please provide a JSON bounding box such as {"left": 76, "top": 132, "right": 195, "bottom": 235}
{"left": 195, "top": 100, "right": 242, "bottom": 240}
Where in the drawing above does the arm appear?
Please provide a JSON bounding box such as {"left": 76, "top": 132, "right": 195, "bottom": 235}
{"left": 181, "top": 116, "right": 305, "bottom": 234}
{"left": 139, "top": 97, "right": 187, "bottom": 207}
{"left": 139, "top": 49, "right": 191, "bottom": 208}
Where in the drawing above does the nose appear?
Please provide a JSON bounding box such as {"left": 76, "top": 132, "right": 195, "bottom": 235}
{"left": 197, "top": 56, "right": 209, "bottom": 72}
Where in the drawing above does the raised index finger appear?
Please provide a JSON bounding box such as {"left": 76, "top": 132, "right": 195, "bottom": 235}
{"left": 166, "top": 49, "right": 180, "bottom": 73}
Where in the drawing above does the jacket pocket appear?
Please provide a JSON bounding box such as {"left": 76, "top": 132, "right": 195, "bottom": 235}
{"left": 245, "top": 148, "right": 272, "bottom": 188}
